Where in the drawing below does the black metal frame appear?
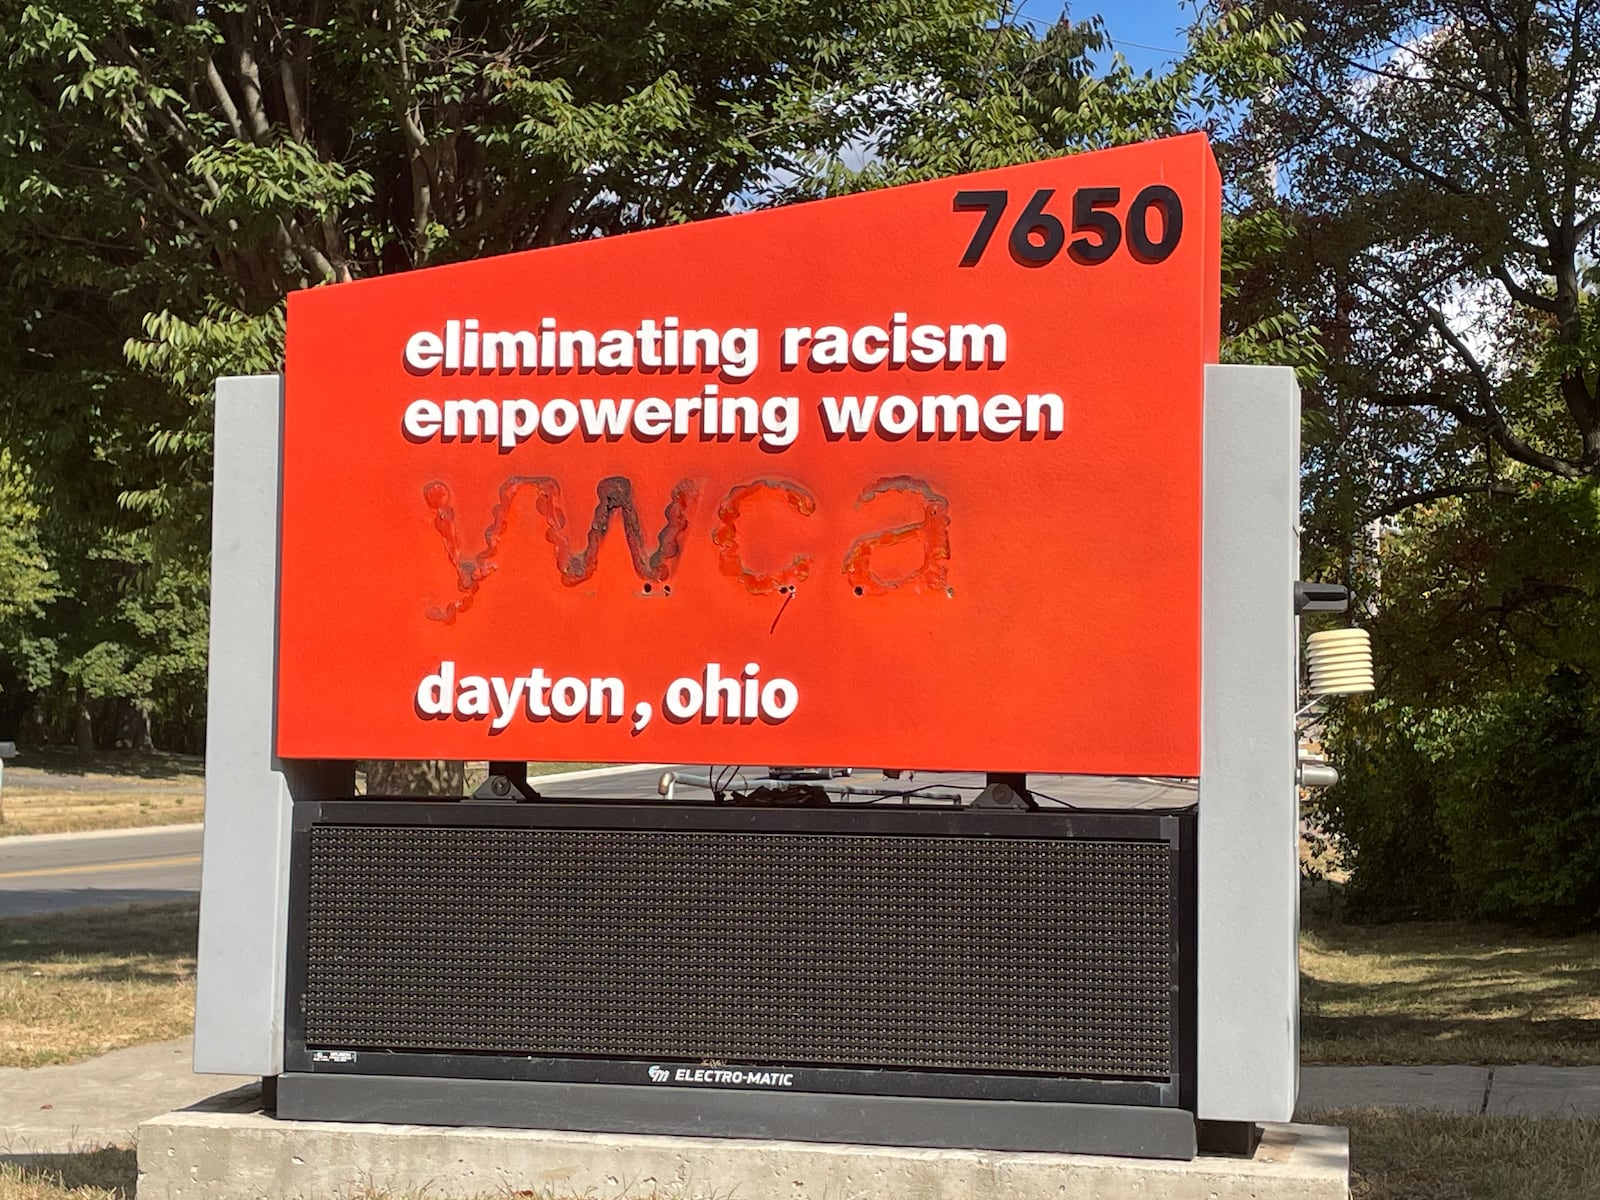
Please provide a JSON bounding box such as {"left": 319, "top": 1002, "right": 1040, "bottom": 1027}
{"left": 273, "top": 1073, "right": 1201, "bottom": 1159}
{"left": 285, "top": 798, "right": 1196, "bottom": 1113}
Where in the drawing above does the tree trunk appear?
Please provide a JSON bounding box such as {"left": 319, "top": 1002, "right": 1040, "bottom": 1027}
{"left": 362, "top": 760, "right": 465, "bottom": 796}
{"left": 75, "top": 684, "right": 94, "bottom": 758}
{"left": 129, "top": 701, "right": 156, "bottom": 754}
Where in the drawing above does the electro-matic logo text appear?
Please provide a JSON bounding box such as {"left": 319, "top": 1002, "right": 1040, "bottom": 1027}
{"left": 647, "top": 1066, "right": 796, "bottom": 1087}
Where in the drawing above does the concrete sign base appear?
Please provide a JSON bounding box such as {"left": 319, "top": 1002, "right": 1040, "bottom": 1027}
{"left": 137, "top": 1088, "right": 1349, "bottom": 1200}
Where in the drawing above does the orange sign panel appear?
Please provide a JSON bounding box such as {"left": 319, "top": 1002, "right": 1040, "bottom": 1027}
{"left": 277, "top": 134, "right": 1220, "bottom": 773}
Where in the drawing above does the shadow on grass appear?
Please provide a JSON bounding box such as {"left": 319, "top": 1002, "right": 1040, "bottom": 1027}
{"left": 0, "top": 902, "right": 198, "bottom": 966}
{"left": 0, "top": 891, "right": 198, "bottom": 920}
{"left": 1303, "top": 1013, "right": 1600, "bottom": 1059}
{"left": 1300, "top": 876, "right": 1600, "bottom": 1064}
{"left": 1305, "top": 966, "right": 1600, "bottom": 1010}
{"left": 49, "top": 961, "right": 195, "bottom": 986}
{"left": 0, "top": 1148, "right": 136, "bottom": 1200}
{"left": 9, "top": 747, "right": 203, "bottom": 782}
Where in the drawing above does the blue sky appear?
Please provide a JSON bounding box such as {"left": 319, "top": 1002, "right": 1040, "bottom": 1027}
{"left": 1015, "top": 2, "right": 1197, "bottom": 75}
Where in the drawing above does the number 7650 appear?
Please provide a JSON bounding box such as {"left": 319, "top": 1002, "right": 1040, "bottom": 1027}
{"left": 953, "top": 186, "right": 1183, "bottom": 267}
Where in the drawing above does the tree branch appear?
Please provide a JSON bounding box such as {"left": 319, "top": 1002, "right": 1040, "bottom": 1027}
{"left": 1288, "top": 62, "right": 1475, "bottom": 198}
{"left": 1557, "top": 0, "right": 1586, "bottom": 221}
{"left": 1361, "top": 481, "right": 1518, "bottom": 522}
{"left": 1422, "top": 303, "right": 1496, "bottom": 404}
{"left": 1328, "top": 48, "right": 1519, "bottom": 129}
{"left": 203, "top": 56, "right": 245, "bottom": 140}
{"left": 388, "top": 11, "right": 437, "bottom": 264}
{"left": 230, "top": 7, "right": 273, "bottom": 142}
{"left": 279, "top": 56, "right": 306, "bottom": 144}
{"left": 528, "top": 176, "right": 585, "bottom": 248}
{"left": 276, "top": 217, "right": 336, "bottom": 282}
{"left": 1366, "top": 392, "right": 1584, "bottom": 478}
{"left": 1490, "top": 261, "right": 1560, "bottom": 312}
{"left": 116, "top": 115, "right": 211, "bottom": 226}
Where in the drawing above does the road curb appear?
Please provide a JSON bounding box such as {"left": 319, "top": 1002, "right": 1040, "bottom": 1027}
{"left": 0, "top": 766, "right": 665, "bottom": 848}
{"left": 523, "top": 763, "right": 671, "bottom": 786}
{"left": 0, "top": 822, "right": 206, "bottom": 849}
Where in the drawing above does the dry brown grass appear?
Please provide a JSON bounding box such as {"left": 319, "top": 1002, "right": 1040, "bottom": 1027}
{"left": 0, "top": 903, "right": 196, "bottom": 1068}
{"left": 0, "top": 750, "right": 204, "bottom": 838}
{"left": 1301, "top": 888, "right": 1600, "bottom": 1065}
{"left": 0, "top": 1149, "right": 134, "bottom": 1200}
{"left": 0, "top": 1149, "right": 722, "bottom": 1200}
{"left": 0, "top": 1150, "right": 745, "bottom": 1200}
{"left": 0, "top": 788, "right": 202, "bottom": 837}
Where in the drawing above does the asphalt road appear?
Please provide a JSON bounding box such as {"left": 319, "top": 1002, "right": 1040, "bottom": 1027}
{"left": 0, "top": 824, "right": 205, "bottom": 917}
{"left": 0, "top": 765, "right": 1195, "bottom": 917}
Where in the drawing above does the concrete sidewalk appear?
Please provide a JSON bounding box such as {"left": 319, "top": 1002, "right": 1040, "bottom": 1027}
{"left": 1297, "top": 1063, "right": 1600, "bottom": 1118}
{"left": 2, "top": 1040, "right": 1598, "bottom": 1156}
{"left": 0, "top": 1039, "right": 252, "bottom": 1154}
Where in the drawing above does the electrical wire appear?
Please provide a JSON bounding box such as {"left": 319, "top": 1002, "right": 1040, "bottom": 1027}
{"left": 827, "top": 788, "right": 965, "bottom": 807}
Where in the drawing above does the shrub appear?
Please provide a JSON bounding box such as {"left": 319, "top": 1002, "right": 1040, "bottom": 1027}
{"left": 1319, "top": 670, "right": 1600, "bottom": 926}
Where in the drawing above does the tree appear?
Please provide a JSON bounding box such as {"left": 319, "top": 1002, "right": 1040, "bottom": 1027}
{"left": 1252, "top": 0, "right": 1599, "bottom": 536}
{"left": 1249, "top": 2, "right": 1600, "bottom": 920}
{"left": 0, "top": 454, "right": 57, "bottom": 738}
{"left": 0, "top": 455, "right": 55, "bottom": 632}
{"left": 1310, "top": 478, "right": 1600, "bottom": 923}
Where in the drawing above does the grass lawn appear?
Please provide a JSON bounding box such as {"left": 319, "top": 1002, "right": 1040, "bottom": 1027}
{"left": 0, "top": 903, "right": 196, "bottom": 1068}
{"left": 0, "top": 750, "right": 204, "bottom": 838}
{"left": 0, "top": 789, "right": 203, "bottom": 838}
{"left": 1307, "top": 1109, "right": 1600, "bottom": 1199}
{"left": 0, "top": 1149, "right": 135, "bottom": 1200}
{"left": 1300, "top": 883, "right": 1600, "bottom": 1065}
{"left": 3, "top": 748, "right": 205, "bottom": 783}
